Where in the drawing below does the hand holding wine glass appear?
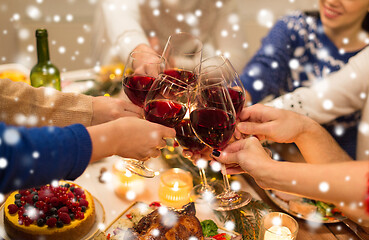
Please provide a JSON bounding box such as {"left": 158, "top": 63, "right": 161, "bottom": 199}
{"left": 144, "top": 74, "right": 189, "bottom": 128}
{"left": 189, "top": 77, "right": 252, "bottom": 211}
{"left": 174, "top": 119, "right": 223, "bottom": 202}
{"left": 162, "top": 32, "right": 202, "bottom": 86}
{"left": 122, "top": 51, "right": 165, "bottom": 107}
{"left": 194, "top": 55, "right": 247, "bottom": 117}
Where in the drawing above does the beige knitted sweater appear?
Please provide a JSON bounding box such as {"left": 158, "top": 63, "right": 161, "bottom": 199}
{"left": 0, "top": 78, "right": 93, "bottom": 127}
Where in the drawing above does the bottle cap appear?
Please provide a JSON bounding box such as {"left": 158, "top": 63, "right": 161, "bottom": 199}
{"left": 35, "top": 29, "right": 48, "bottom": 38}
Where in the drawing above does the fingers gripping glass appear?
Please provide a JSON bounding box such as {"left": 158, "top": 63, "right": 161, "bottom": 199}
{"left": 162, "top": 32, "right": 203, "bottom": 86}
{"left": 174, "top": 119, "right": 224, "bottom": 202}
{"left": 194, "top": 55, "right": 247, "bottom": 117}
{"left": 120, "top": 51, "right": 166, "bottom": 178}
{"left": 124, "top": 75, "right": 190, "bottom": 178}
{"left": 189, "top": 78, "right": 251, "bottom": 211}
{"left": 122, "top": 51, "right": 165, "bottom": 107}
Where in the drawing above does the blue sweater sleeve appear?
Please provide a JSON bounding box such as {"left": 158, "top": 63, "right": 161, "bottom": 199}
{"left": 0, "top": 123, "right": 92, "bottom": 193}
{"left": 240, "top": 18, "right": 295, "bottom": 103}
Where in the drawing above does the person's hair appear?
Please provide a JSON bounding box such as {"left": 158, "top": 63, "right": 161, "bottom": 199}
{"left": 305, "top": 11, "right": 369, "bottom": 33}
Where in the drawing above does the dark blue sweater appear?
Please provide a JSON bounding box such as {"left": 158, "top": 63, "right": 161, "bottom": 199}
{"left": 0, "top": 123, "right": 92, "bottom": 193}
{"left": 241, "top": 11, "right": 365, "bottom": 158}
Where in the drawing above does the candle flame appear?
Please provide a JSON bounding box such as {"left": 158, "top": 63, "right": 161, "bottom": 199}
{"left": 172, "top": 181, "right": 179, "bottom": 191}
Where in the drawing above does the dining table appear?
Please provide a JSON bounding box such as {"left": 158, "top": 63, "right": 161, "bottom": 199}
{"left": 63, "top": 69, "right": 366, "bottom": 240}
{"left": 73, "top": 153, "right": 364, "bottom": 240}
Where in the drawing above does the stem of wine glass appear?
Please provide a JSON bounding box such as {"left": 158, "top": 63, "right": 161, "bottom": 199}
{"left": 199, "top": 167, "right": 210, "bottom": 191}
{"left": 221, "top": 164, "right": 232, "bottom": 194}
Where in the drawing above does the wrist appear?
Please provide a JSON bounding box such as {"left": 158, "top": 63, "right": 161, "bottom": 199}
{"left": 253, "top": 159, "right": 279, "bottom": 189}
{"left": 87, "top": 121, "right": 119, "bottom": 162}
{"left": 294, "top": 116, "right": 320, "bottom": 145}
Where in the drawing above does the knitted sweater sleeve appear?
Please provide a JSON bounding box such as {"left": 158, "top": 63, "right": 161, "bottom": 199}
{"left": 0, "top": 123, "right": 92, "bottom": 193}
{"left": 240, "top": 17, "right": 295, "bottom": 104}
{"left": 266, "top": 46, "right": 369, "bottom": 124}
{"left": 0, "top": 78, "right": 93, "bottom": 127}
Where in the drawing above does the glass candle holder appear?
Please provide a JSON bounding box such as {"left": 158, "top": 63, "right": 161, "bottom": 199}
{"left": 158, "top": 168, "right": 193, "bottom": 209}
{"left": 113, "top": 160, "right": 145, "bottom": 199}
{"left": 259, "top": 212, "right": 298, "bottom": 240}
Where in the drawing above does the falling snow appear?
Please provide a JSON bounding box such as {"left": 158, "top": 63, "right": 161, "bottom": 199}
{"left": 319, "top": 182, "right": 329, "bottom": 193}
{"left": 3, "top": 128, "right": 20, "bottom": 145}
{"left": 253, "top": 79, "right": 264, "bottom": 91}
{"left": 230, "top": 180, "right": 241, "bottom": 191}
{"left": 196, "top": 159, "right": 207, "bottom": 169}
{"left": 210, "top": 161, "right": 221, "bottom": 172}
{"left": 32, "top": 151, "right": 40, "bottom": 159}
{"left": 0, "top": 158, "right": 8, "bottom": 169}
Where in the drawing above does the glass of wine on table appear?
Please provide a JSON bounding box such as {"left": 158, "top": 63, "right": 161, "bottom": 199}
{"left": 189, "top": 76, "right": 252, "bottom": 211}
{"left": 121, "top": 51, "right": 165, "bottom": 178}
{"left": 162, "top": 32, "right": 203, "bottom": 86}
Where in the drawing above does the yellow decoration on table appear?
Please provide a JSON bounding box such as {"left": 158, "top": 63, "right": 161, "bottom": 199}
{"left": 0, "top": 70, "right": 30, "bottom": 84}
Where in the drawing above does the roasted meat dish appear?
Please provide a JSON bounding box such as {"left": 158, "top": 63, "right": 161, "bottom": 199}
{"left": 125, "top": 202, "right": 204, "bottom": 240}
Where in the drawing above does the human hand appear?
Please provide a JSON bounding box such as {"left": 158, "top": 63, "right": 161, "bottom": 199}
{"left": 213, "top": 137, "right": 275, "bottom": 188}
{"left": 182, "top": 146, "right": 213, "bottom": 164}
{"left": 91, "top": 96, "right": 143, "bottom": 126}
{"left": 236, "top": 104, "right": 312, "bottom": 143}
{"left": 113, "top": 117, "right": 176, "bottom": 160}
{"left": 131, "top": 44, "right": 163, "bottom": 77}
{"left": 234, "top": 91, "right": 252, "bottom": 140}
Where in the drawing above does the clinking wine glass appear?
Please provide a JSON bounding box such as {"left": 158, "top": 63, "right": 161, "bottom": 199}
{"left": 124, "top": 75, "right": 189, "bottom": 178}
{"left": 144, "top": 74, "right": 189, "bottom": 128}
{"left": 189, "top": 77, "right": 252, "bottom": 211}
{"left": 121, "top": 51, "right": 165, "bottom": 178}
{"left": 174, "top": 118, "right": 224, "bottom": 202}
{"left": 142, "top": 74, "right": 189, "bottom": 175}
{"left": 122, "top": 51, "right": 165, "bottom": 107}
{"left": 162, "top": 32, "right": 203, "bottom": 86}
{"left": 194, "top": 55, "right": 247, "bottom": 117}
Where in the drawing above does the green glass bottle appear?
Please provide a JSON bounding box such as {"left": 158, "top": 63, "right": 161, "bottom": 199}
{"left": 30, "top": 29, "right": 61, "bottom": 91}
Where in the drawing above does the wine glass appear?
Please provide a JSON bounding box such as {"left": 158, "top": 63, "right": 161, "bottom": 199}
{"left": 121, "top": 51, "right": 165, "bottom": 178}
{"left": 122, "top": 51, "right": 165, "bottom": 107}
{"left": 174, "top": 118, "right": 224, "bottom": 202}
{"left": 194, "top": 55, "right": 247, "bottom": 117}
{"left": 189, "top": 77, "right": 252, "bottom": 211}
{"left": 162, "top": 32, "right": 202, "bottom": 86}
{"left": 144, "top": 74, "right": 189, "bottom": 128}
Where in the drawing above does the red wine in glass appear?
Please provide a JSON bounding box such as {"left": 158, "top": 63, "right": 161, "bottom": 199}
{"left": 144, "top": 99, "right": 187, "bottom": 128}
{"left": 164, "top": 69, "right": 197, "bottom": 86}
{"left": 228, "top": 88, "right": 245, "bottom": 117}
{"left": 123, "top": 75, "right": 156, "bottom": 107}
{"left": 201, "top": 86, "right": 245, "bottom": 118}
{"left": 175, "top": 119, "right": 206, "bottom": 153}
{"left": 190, "top": 108, "right": 236, "bottom": 150}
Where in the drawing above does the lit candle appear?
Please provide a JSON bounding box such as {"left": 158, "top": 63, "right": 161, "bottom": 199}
{"left": 264, "top": 225, "right": 292, "bottom": 240}
{"left": 158, "top": 168, "right": 193, "bottom": 209}
{"left": 113, "top": 160, "right": 145, "bottom": 199}
{"left": 260, "top": 212, "right": 298, "bottom": 240}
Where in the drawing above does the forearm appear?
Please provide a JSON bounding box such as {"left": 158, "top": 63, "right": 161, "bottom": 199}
{"left": 261, "top": 161, "right": 368, "bottom": 224}
{"left": 0, "top": 79, "right": 93, "bottom": 127}
{"left": 87, "top": 120, "right": 121, "bottom": 163}
{"left": 295, "top": 119, "right": 352, "bottom": 163}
